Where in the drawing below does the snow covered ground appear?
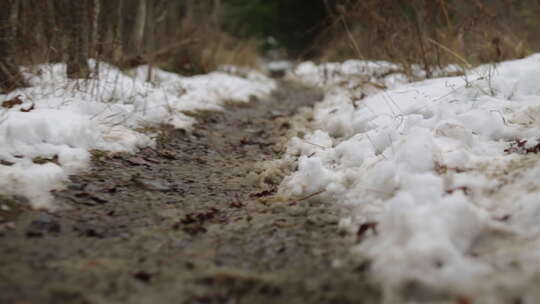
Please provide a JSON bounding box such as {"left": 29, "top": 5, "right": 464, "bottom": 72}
{"left": 0, "top": 61, "right": 275, "bottom": 209}
{"left": 281, "top": 55, "right": 540, "bottom": 303}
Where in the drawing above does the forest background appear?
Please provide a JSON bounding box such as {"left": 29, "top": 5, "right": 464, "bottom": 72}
{"left": 1, "top": 0, "right": 539, "bottom": 92}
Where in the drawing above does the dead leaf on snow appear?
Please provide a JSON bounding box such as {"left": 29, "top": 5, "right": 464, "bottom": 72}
{"left": 32, "top": 155, "right": 59, "bottom": 165}
{"left": 20, "top": 103, "right": 35, "bottom": 112}
{"left": 0, "top": 160, "right": 14, "bottom": 166}
{"left": 357, "top": 222, "right": 378, "bottom": 241}
{"left": 1, "top": 95, "right": 23, "bottom": 109}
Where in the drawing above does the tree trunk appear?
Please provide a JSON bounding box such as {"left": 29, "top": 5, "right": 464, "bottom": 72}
{"left": 90, "top": 0, "right": 101, "bottom": 59}
{"left": 65, "top": 0, "right": 90, "bottom": 79}
{"left": 113, "top": 0, "right": 124, "bottom": 63}
{"left": 0, "top": 0, "right": 26, "bottom": 92}
{"left": 8, "top": 0, "right": 19, "bottom": 47}
{"left": 130, "top": 0, "right": 147, "bottom": 54}
{"left": 145, "top": 0, "right": 155, "bottom": 81}
{"left": 165, "top": 0, "right": 180, "bottom": 39}
{"left": 43, "top": 0, "right": 60, "bottom": 61}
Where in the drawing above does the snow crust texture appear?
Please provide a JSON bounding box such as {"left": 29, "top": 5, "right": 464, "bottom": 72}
{"left": 0, "top": 61, "right": 275, "bottom": 209}
{"left": 281, "top": 55, "right": 540, "bottom": 303}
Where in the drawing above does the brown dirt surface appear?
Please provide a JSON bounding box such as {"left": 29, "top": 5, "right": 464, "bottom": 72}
{"left": 0, "top": 81, "right": 380, "bottom": 304}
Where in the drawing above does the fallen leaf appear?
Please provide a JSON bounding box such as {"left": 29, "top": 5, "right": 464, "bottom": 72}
{"left": 0, "top": 160, "right": 14, "bottom": 166}
{"left": 250, "top": 189, "right": 274, "bottom": 198}
{"left": 20, "top": 103, "right": 35, "bottom": 112}
{"left": 133, "top": 271, "right": 153, "bottom": 283}
{"left": 494, "top": 214, "right": 511, "bottom": 222}
{"left": 357, "top": 222, "right": 378, "bottom": 240}
{"left": 456, "top": 297, "right": 471, "bottom": 304}
{"left": 32, "top": 155, "right": 59, "bottom": 165}
{"left": 1, "top": 95, "right": 23, "bottom": 109}
{"left": 229, "top": 201, "right": 244, "bottom": 208}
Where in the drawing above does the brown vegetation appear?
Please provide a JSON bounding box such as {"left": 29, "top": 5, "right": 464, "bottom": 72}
{"left": 0, "top": 0, "right": 260, "bottom": 92}
{"left": 314, "top": 0, "right": 539, "bottom": 73}
{"left": 0, "top": 1, "right": 27, "bottom": 92}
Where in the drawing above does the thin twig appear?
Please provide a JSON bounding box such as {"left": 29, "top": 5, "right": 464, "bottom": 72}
{"left": 302, "top": 140, "right": 330, "bottom": 150}
{"left": 296, "top": 190, "right": 325, "bottom": 202}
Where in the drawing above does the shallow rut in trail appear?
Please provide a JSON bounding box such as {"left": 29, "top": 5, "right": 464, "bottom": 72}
{"left": 0, "top": 81, "right": 380, "bottom": 304}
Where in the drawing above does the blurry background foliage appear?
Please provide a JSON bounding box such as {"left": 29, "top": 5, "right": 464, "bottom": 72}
{"left": 1, "top": 0, "right": 539, "bottom": 91}
{"left": 220, "top": 0, "right": 540, "bottom": 70}
{"left": 221, "top": 0, "right": 329, "bottom": 57}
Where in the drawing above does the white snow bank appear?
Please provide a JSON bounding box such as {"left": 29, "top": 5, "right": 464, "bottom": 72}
{"left": 288, "top": 59, "right": 462, "bottom": 92}
{"left": 290, "top": 60, "right": 401, "bottom": 87}
{"left": 281, "top": 54, "right": 540, "bottom": 302}
{"left": 0, "top": 61, "right": 276, "bottom": 209}
{"left": 264, "top": 60, "right": 294, "bottom": 75}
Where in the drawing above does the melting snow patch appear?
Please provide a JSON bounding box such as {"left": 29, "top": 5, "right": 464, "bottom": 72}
{"left": 0, "top": 61, "right": 275, "bottom": 209}
{"left": 280, "top": 54, "right": 540, "bottom": 302}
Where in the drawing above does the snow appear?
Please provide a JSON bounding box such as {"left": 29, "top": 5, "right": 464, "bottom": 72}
{"left": 0, "top": 60, "right": 275, "bottom": 209}
{"left": 288, "top": 59, "right": 462, "bottom": 91}
{"left": 264, "top": 60, "right": 294, "bottom": 74}
{"left": 280, "top": 54, "right": 540, "bottom": 302}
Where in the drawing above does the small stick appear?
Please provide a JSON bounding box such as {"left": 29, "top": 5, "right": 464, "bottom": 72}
{"left": 295, "top": 190, "right": 325, "bottom": 202}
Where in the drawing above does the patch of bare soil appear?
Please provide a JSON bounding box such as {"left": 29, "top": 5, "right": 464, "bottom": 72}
{"left": 0, "top": 82, "right": 380, "bottom": 304}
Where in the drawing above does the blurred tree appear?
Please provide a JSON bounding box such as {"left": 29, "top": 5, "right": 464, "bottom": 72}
{"left": 0, "top": 0, "right": 26, "bottom": 91}
{"left": 58, "top": 0, "right": 90, "bottom": 78}
{"left": 90, "top": 0, "right": 100, "bottom": 59}
{"left": 43, "top": 1, "right": 60, "bottom": 61}
{"left": 113, "top": 0, "right": 125, "bottom": 63}
{"left": 130, "top": 0, "right": 147, "bottom": 52}
{"left": 144, "top": 0, "right": 156, "bottom": 81}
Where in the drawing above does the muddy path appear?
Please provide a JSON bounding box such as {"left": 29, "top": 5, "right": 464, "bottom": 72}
{"left": 0, "top": 82, "right": 379, "bottom": 304}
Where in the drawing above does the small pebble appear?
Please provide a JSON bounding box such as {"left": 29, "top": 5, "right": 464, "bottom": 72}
{"left": 26, "top": 213, "right": 61, "bottom": 237}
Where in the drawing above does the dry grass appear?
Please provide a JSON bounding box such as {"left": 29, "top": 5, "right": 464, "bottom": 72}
{"left": 8, "top": 1, "right": 261, "bottom": 76}
{"left": 156, "top": 15, "right": 260, "bottom": 75}
{"left": 313, "top": 0, "right": 540, "bottom": 73}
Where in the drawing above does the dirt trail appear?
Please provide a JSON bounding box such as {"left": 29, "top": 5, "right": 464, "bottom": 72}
{"left": 0, "top": 81, "right": 379, "bottom": 304}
